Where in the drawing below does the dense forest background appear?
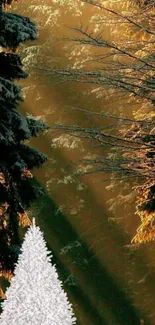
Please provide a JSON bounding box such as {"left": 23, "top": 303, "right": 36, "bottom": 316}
{"left": 1, "top": 0, "right": 155, "bottom": 324}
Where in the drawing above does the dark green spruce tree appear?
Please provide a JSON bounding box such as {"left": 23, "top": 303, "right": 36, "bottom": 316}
{"left": 0, "top": 0, "right": 48, "bottom": 284}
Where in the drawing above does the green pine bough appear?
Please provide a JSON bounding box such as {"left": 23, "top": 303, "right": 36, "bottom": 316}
{"left": 0, "top": 0, "right": 48, "bottom": 278}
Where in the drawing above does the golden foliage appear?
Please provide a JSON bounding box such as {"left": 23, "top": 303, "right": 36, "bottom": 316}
{"left": 0, "top": 172, "right": 9, "bottom": 190}
{"left": 0, "top": 202, "right": 9, "bottom": 230}
{"left": 17, "top": 211, "right": 32, "bottom": 227}
{"left": 0, "top": 202, "right": 9, "bottom": 216}
{"left": 0, "top": 173, "right": 6, "bottom": 185}
{"left": 0, "top": 288, "right": 5, "bottom": 299}
{"left": 132, "top": 181, "right": 155, "bottom": 243}
{"left": 0, "top": 270, "right": 13, "bottom": 281}
{"left": 21, "top": 168, "right": 33, "bottom": 179}
{"left": 0, "top": 272, "right": 13, "bottom": 300}
{"left": 131, "top": 212, "right": 155, "bottom": 244}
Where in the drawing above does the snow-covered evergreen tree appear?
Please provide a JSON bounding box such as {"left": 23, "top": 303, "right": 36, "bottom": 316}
{"left": 0, "top": 0, "right": 48, "bottom": 280}
{"left": 0, "top": 220, "right": 76, "bottom": 325}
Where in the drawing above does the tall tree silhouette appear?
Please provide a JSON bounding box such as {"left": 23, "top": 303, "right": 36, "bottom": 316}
{"left": 0, "top": 0, "right": 48, "bottom": 283}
